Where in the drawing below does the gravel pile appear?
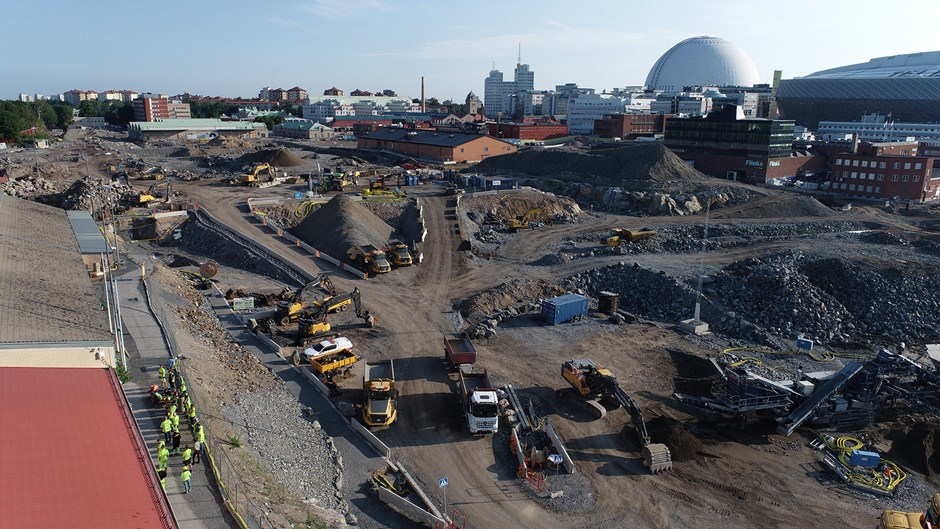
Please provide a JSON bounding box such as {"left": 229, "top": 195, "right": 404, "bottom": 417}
{"left": 564, "top": 251, "right": 940, "bottom": 346}
{"left": 179, "top": 220, "right": 300, "bottom": 284}
{"left": 709, "top": 194, "right": 835, "bottom": 219}
{"left": 240, "top": 148, "right": 306, "bottom": 167}
{"left": 223, "top": 389, "right": 343, "bottom": 510}
{"left": 460, "top": 279, "right": 566, "bottom": 320}
{"left": 292, "top": 194, "right": 395, "bottom": 259}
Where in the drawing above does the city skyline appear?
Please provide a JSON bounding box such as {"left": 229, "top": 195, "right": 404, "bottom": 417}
{"left": 4, "top": 0, "right": 938, "bottom": 101}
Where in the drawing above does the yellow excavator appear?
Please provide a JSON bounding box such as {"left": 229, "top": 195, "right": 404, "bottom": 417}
{"left": 561, "top": 359, "right": 672, "bottom": 473}
{"left": 882, "top": 492, "right": 940, "bottom": 528}
{"left": 296, "top": 287, "right": 375, "bottom": 344}
{"left": 601, "top": 228, "right": 657, "bottom": 247}
{"left": 507, "top": 207, "right": 546, "bottom": 232}
{"left": 240, "top": 163, "right": 276, "bottom": 186}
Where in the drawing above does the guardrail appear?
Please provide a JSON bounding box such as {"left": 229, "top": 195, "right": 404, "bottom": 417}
{"left": 545, "top": 419, "right": 575, "bottom": 474}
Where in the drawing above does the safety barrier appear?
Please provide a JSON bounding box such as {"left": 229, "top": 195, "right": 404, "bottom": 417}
{"left": 298, "top": 364, "right": 332, "bottom": 397}
{"left": 349, "top": 418, "right": 391, "bottom": 459}
{"left": 253, "top": 331, "right": 281, "bottom": 355}
{"left": 545, "top": 420, "right": 575, "bottom": 474}
{"left": 510, "top": 425, "right": 527, "bottom": 476}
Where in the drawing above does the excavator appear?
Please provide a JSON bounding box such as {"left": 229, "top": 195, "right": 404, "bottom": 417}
{"left": 295, "top": 287, "right": 375, "bottom": 344}
{"left": 507, "top": 208, "right": 546, "bottom": 232}
{"left": 601, "top": 228, "right": 657, "bottom": 247}
{"left": 882, "top": 492, "right": 940, "bottom": 528}
{"left": 240, "top": 163, "right": 276, "bottom": 186}
{"left": 272, "top": 274, "right": 341, "bottom": 325}
{"left": 561, "top": 359, "right": 673, "bottom": 473}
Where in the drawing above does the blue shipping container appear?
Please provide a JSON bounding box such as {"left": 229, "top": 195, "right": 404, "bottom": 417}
{"left": 541, "top": 294, "right": 590, "bottom": 325}
{"left": 849, "top": 450, "right": 880, "bottom": 468}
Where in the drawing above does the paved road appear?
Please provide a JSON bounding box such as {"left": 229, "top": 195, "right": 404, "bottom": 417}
{"left": 117, "top": 260, "right": 237, "bottom": 529}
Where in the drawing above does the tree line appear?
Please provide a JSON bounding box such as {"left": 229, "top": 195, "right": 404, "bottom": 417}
{"left": 0, "top": 100, "right": 74, "bottom": 141}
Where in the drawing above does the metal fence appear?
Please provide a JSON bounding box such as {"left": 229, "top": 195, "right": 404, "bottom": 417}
{"left": 143, "top": 276, "right": 282, "bottom": 529}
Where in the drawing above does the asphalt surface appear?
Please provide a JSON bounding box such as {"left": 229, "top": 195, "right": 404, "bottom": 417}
{"left": 117, "top": 258, "right": 237, "bottom": 529}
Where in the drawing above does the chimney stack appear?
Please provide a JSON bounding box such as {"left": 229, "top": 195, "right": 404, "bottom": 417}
{"left": 421, "top": 76, "right": 426, "bottom": 113}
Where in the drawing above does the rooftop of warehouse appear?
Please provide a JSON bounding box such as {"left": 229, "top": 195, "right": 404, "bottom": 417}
{"left": 0, "top": 367, "right": 176, "bottom": 529}
{"left": 362, "top": 127, "right": 504, "bottom": 147}
{"left": 0, "top": 194, "right": 111, "bottom": 343}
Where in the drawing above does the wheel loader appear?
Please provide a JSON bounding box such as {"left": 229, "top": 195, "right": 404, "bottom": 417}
{"left": 561, "top": 359, "right": 672, "bottom": 473}
{"left": 882, "top": 492, "right": 940, "bottom": 528}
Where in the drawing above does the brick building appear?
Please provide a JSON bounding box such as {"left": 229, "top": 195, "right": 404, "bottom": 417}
{"left": 323, "top": 87, "right": 345, "bottom": 96}
{"left": 133, "top": 94, "right": 191, "bottom": 122}
{"left": 829, "top": 142, "right": 939, "bottom": 202}
{"left": 594, "top": 113, "right": 669, "bottom": 139}
{"left": 359, "top": 128, "right": 516, "bottom": 163}
{"left": 488, "top": 121, "right": 568, "bottom": 141}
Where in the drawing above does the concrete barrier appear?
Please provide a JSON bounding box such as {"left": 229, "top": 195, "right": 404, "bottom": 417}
{"left": 254, "top": 331, "right": 281, "bottom": 355}
{"left": 397, "top": 462, "right": 446, "bottom": 522}
{"left": 376, "top": 487, "right": 446, "bottom": 528}
{"left": 511, "top": 425, "right": 527, "bottom": 474}
{"left": 545, "top": 419, "right": 575, "bottom": 474}
{"left": 152, "top": 210, "right": 189, "bottom": 219}
{"left": 349, "top": 417, "right": 391, "bottom": 459}
{"left": 299, "top": 365, "right": 332, "bottom": 397}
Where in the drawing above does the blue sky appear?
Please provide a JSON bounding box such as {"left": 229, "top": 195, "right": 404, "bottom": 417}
{"left": 4, "top": 0, "right": 938, "bottom": 101}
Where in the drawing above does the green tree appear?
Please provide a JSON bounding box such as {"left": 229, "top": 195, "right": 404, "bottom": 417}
{"left": 0, "top": 110, "right": 27, "bottom": 138}
{"left": 53, "top": 104, "right": 74, "bottom": 128}
{"left": 79, "top": 100, "right": 100, "bottom": 117}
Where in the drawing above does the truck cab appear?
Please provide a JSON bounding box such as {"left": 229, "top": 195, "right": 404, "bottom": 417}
{"left": 466, "top": 390, "right": 499, "bottom": 433}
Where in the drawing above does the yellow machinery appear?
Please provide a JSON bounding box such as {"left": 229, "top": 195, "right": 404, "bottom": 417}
{"left": 296, "top": 287, "right": 374, "bottom": 343}
{"left": 881, "top": 492, "right": 940, "bottom": 528}
{"left": 348, "top": 245, "right": 392, "bottom": 274}
{"left": 602, "top": 228, "right": 657, "bottom": 247}
{"left": 240, "top": 163, "right": 275, "bottom": 186}
{"left": 507, "top": 208, "right": 545, "bottom": 232}
{"left": 561, "top": 359, "right": 672, "bottom": 473}
{"left": 385, "top": 241, "right": 412, "bottom": 266}
{"left": 363, "top": 360, "right": 397, "bottom": 427}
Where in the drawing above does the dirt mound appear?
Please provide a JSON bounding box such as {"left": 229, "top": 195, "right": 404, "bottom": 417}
{"left": 860, "top": 230, "right": 911, "bottom": 246}
{"left": 291, "top": 194, "right": 394, "bottom": 259}
{"left": 888, "top": 420, "right": 940, "bottom": 485}
{"left": 240, "top": 148, "right": 305, "bottom": 168}
{"left": 645, "top": 417, "right": 702, "bottom": 462}
{"left": 462, "top": 189, "right": 582, "bottom": 224}
{"left": 528, "top": 253, "right": 567, "bottom": 267}
{"left": 710, "top": 193, "right": 835, "bottom": 220}
{"left": 460, "top": 279, "right": 566, "bottom": 318}
{"left": 470, "top": 143, "right": 712, "bottom": 190}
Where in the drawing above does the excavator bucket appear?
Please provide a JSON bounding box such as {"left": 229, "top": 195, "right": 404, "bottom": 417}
{"left": 642, "top": 443, "right": 673, "bottom": 473}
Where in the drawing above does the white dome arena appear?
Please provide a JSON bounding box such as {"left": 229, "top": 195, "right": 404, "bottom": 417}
{"left": 645, "top": 36, "right": 761, "bottom": 91}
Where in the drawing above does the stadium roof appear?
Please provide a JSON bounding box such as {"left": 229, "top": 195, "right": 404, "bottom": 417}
{"left": 0, "top": 367, "right": 176, "bottom": 529}
{"left": 802, "top": 51, "right": 940, "bottom": 80}
{"left": 645, "top": 36, "right": 761, "bottom": 91}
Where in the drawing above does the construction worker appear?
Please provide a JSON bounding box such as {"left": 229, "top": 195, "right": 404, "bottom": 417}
{"left": 195, "top": 423, "right": 205, "bottom": 445}
{"left": 168, "top": 369, "right": 176, "bottom": 390}
{"left": 158, "top": 365, "right": 166, "bottom": 385}
{"left": 160, "top": 416, "right": 173, "bottom": 444}
{"left": 186, "top": 401, "right": 196, "bottom": 426}
{"left": 157, "top": 439, "right": 165, "bottom": 453}
{"left": 168, "top": 403, "right": 177, "bottom": 417}
{"left": 193, "top": 439, "right": 201, "bottom": 464}
{"left": 171, "top": 427, "right": 182, "bottom": 455}
{"left": 182, "top": 446, "right": 193, "bottom": 467}
{"left": 158, "top": 445, "right": 169, "bottom": 469}
{"left": 181, "top": 466, "right": 192, "bottom": 494}
{"left": 157, "top": 464, "right": 167, "bottom": 492}
{"left": 179, "top": 378, "right": 186, "bottom": 394}
{"left": 171, "top": 412, "right": 181, "bottom": 432}
{"left": 176, "top": 391, "right": 186, "bottom": 413}
{"left": 150, "top": 385, "right": 163, "bottom": 406}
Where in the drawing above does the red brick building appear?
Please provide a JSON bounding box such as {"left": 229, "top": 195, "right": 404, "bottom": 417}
{"left": 488, "top": 122, "right": 568, "bottom": 141}
{"left": 359, "top": 128, "right": 516, "bottom": 163}
{"left": 594, "top": 113, "right": 669, "bottom": 139}
{"left": 829, "top": 142, "right": 939, "bottom": 202}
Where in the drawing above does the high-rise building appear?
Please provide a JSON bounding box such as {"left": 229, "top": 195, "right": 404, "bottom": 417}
{"left": 133, "top": 93, "right": 191, "bottom": 122}
{"left": 483, "top": 58, "right": 536, "bottom": 118}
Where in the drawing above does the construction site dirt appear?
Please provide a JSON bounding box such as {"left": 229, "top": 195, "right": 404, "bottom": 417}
{"left": 8, "top": 128, "right": 940, "bottom": 529}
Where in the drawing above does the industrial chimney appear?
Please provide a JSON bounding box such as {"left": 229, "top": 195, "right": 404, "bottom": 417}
{"left": 421, "top": 76, "right": 426, "bottom": 113}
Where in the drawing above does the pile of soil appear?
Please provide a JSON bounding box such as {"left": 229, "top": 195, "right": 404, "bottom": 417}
{"left": 291, "top": 194, "right": 395, "bottom": 259}
{"left": 645, "top": 417, "right": 702, "bottom": 462}
{"left": 462, "top": 189, "right": 582, "bottom": 223}
{"left": 888, "top": 420, "right": 940, "bottom": 485}
{"left": 470, "top": 143, "right": 715, "bottom": 191}
{"left": 459, "top": 279, "right": 566, "bottom": 318}
{"left": 240, "top": 148, "right": 306, "bottom": 168}
{"left": 709, "top": 193, "right": 835, "bottom": 220}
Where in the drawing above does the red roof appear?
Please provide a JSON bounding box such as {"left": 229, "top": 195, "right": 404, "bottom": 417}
{"left": 0, "top": 367, "right": 176, "bottom": 529}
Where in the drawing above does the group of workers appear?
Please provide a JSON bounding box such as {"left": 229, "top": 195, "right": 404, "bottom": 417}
{"left": 149, "top": 356, "right": 206, "bottom": 495}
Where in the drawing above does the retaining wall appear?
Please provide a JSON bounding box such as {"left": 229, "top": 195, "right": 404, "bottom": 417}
{"left": 545, "top": 419, "right": 575, "bottom": 474}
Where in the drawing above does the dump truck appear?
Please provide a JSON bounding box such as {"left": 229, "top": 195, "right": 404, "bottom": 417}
{"left": 363, "top": 360, "right": 397, "bottom": 427}
{"left": 385, "top": 240, "right": 412, "bottom": 266}
{"left": 348, "top": 245, "right": 391, "bottom": 274}
{"left": 882, "top": 492, "right": 940, "bottom": 528}
{"left": 293, "top": 337, "right": 359, "bottom": 379}
{"left": 458, "top": 367, "right": 499, "bottom": 434}
{"left": 444, "top": 334, "right": 477, "bottom": 369}
{"left": 601, "top": 228, "right": 657, "bottom": 247}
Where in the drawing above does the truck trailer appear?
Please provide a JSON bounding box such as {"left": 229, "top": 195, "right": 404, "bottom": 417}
{"left": 444, "top": 334, "right": 477, "bottom": 368}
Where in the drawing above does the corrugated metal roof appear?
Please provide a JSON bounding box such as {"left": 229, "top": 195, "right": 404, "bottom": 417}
{"left": 363, "top": 128, "right": 494, "bottom": 147}
{"left": 66, "top": 210, "right": 108, "bottom": 254}
{"left": 0, "top": 367, "right": 176, "bottom": 529}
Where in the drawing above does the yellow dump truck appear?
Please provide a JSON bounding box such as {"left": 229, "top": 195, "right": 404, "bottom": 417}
{"left": 385, "top": 241, "right": 412, "bottom": 266}
{"left": 348, "top": 245, "right": 391, "bottom": 274}
{"left": 601, "top": 228, "right": 657, "bottom": 247}
{"left": 363, "top": 360, "right": 397, "bottom": 427}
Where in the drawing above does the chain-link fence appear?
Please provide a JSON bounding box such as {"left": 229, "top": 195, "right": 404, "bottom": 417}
{"left": 143, "top": 276, "right": 282, "bottom": 529}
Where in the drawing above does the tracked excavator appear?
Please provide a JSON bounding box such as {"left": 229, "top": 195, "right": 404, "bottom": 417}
{"left": 295, "top": 287, "right": 374, "bottom": 344}
{"left": 562, "top": 359, "right": 672, "bottom": 473}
